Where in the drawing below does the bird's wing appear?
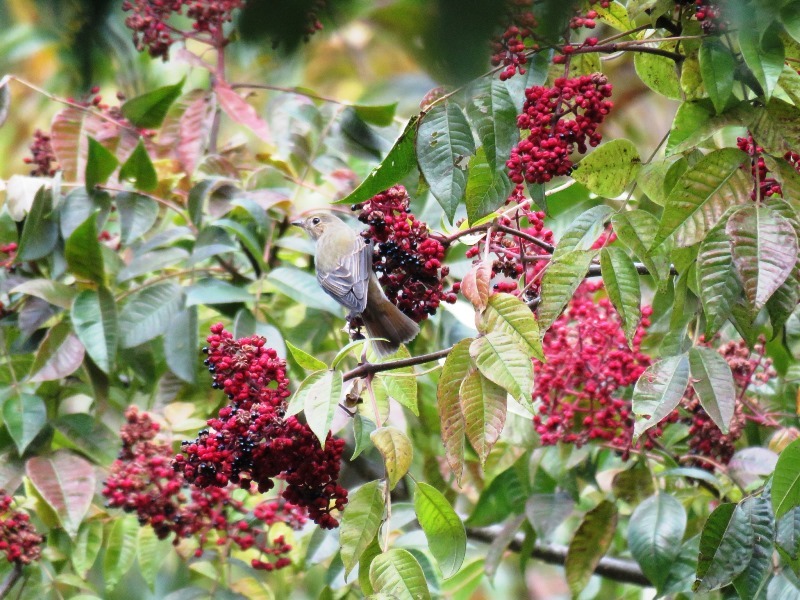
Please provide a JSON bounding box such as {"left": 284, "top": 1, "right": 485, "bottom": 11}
{"left": 317, "top": 236, "right": 372, "bottom": 314}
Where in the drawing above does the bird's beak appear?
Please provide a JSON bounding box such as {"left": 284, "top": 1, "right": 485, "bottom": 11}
{"left": 290, "top": 218, "right": 304, "bottom": 227}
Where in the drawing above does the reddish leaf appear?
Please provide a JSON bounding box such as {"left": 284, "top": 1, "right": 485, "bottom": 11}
{"left": 726, "top": 204, "right": 798, "bottom": 311}
{"left": 26, "top": 451, "right": 96, "bottom": 537}
{"left": 215, "top": 80, "right": 270, "bottom": 142}
{"left": 461, "top": 259, "right": 492, "bottom": 312}
{"left": 178, "top": 93, "right": 215, "bottom": 174}
{"left": 437, "top": 339, "right": 473, "bottom": 483}
{"left": 28, "top": 323, "right": 85, "bottom": 382}
{"left": 50, "top": 107, "right": 109, "bottom": 182}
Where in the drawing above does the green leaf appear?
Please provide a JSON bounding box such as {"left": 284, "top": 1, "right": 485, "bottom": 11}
{"left": 466, "top": 78, "right": 518, "bottom": 171}
{"left": 65, "top": 215, "right": 105, "bottom": 284}
{"left": 739, "top": 24, "right": 784, "bottom": 100}
{"left": 688, "top": 346, "right": 736, "bottom": 434}
{"left": 565, "top": 501, "right": 618, "bottom": 595}
{"left": 119, "top": 139, "right": 158, "bottom": 191}
{"left": 29, "top": 322, "right": 85, "bottom": 382}
{"left": 416, "top": 101, "right": 476, "bottom": 222}
{"left": 632, "top": 353, "right": 690, "bottom": 439}
{"left": 699, "top": 39, "right": 735, "bottom": 113}
{"left": 25, "top": 450, "right": 95, "bottom": 537}
{"left": 727, "top": 204, "right": 799, "bottom": 312}
{"left": 773, "top": 438, "right": 800, "bottom": 519}
{"left": 600, "top": 246, "right": 642, "bottom": 346}
{"left": 694, "top": 502, "right": 761, "bottom": 592}
{"left": 784, "top": 1, "right": 800, "bottom": 43}
{"left": 634, "top": 47, "right": 682, "bottom": 100}
{"left": 137, "top": 526, "right": 171, "bottom": 588}
{"left": 164, "top": 307, "right": 198, "bottom": 384}
{"left": 777, "top": 506, "right": 800, "bottom": 560}
{"left": 72, "top": 520, "right": 103, "bottom": 577}
{"left": 184, "top": 278, "right": 252, "bottom": 306}
{"left": 10, "top": 279, "right": 77, "bottom": 310}
{"left": 359, "top": 537, "right": 381, "bottom": 596}
{"left": 697, "top": 220, "right": 742, "bottom": 337}
{"left": 525, "top": 492, "right": 575, "bottom": 540}
{"left": 351, "top": 415, "right": 376, "bottom": 460}
{"left": 654, "top": 148, "right": 750, "bottom": 248}
{"left": 415, "top": 481, "right": 466, "bottom": 579}
{"left": 470, "top": 332, "right": 532, "bottom": 402}
{"left": 352, "top": 102, "right": 397, "bottom": 127}
{"left": 663, "top": 536, "right": 702, "bottom": 595}
{"left": 375, "top": 345, "right": 418, "bottom": 416}
{"left": 628, "top": 493, "right": 687, "bottom": 591}
{"left": 765, "top": 200, "right": 800, "bottom": 333}
{"left": 3, "top": 393, "right": 46, "bottom": 454}
{"left": 437, "top": 338, "right": 472, "bottom": 482}
{"left": 480, "top": 293, "right": 543, "bottom": 361}
{"left": 370, "top": 426, "right": 413, "bottom": 491}
{"left": 538, "top": 250, "right": 597, "bottom": 333}
{"left": 732, "top": 496, "right": 774, "bottom": 600}
{"left": 464, "top": 148, "right": 513, "bottom": 225}
{"left": 612, "top": 210, "right": 670, "bottom": 282}
{"left": 593, "top": 1, "right": 634, "bottom": 30}
{"left": 115, "top": 192, "right": 159, "bottom": 246}
{"left": 458, "top": 367, "right": 508, "bottom": 465}
{"left": 17, "top": 186, "right": 57, "bottom": 261}
{"left": 103, "top": 516, "right": 139, "bottom": 590}
{"left": 118, "top": 282, "right": 184, "bottom": 348}
{"left": 286, "top": 340, "right": 328, "bottom": 371}
{"left": 71, "top": 288, "right": 118, "bottom": 374}
{"left": 336, "top": 117, "right": 419, "bottom": 206}
{"left": 303, "top": 370, "right": 343, "bottom": 448}
{"left": 370, "top": 549, "right": 432, "bottom": 600}
{"left": 749, "top": 98, "right": 800, "bottom": 156}
{"left": 612, "top": 461, "right": 655, "bottom": 506}
{"left": 85, "top": 137, "right": 118, "bottom": 190}
{"left": 340, "top": 480, "right": 386, "bottom": 577}
{"left": 572, "top": 139, "right": 641, "bottom": 197}
{"left": 552, "top": 205, "right": 614, "bottom": 260}
{"left": 466, "top": 456, "right": 529, "bottom": 527}
{"left": 121, "top": 79, "right": 185, "bottom": 128}
{"left": 265, "top": 267, "right": 341, "bottom": 314}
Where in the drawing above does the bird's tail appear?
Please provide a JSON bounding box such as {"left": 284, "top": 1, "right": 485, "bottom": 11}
{"left": 361, "top": 291, "right": 420, "bottom": 358}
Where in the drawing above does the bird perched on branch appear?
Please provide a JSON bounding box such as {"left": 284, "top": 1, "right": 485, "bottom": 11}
{"left": 292, "top": 212, "right": 419, "bottom": 357}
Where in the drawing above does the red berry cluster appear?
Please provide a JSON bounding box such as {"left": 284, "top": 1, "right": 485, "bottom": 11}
{"left": 173, "top": 325, "right": 347, "bottom": 529}
{"left": 102, "top": 406, "right": 305, "bottom": 570}
{"left": 24, "top": 130, "right": 59, "bottom": 177}
{"left": 736, "top": 135, "right": 782, "bottom": 199}
{"left": 0, "top": 243, "right": 17, "bottom": 272}
{"left": 736, "top": 134, "right": 800, "bottom": 200}
{"left": 354, "top": 185, "right": 458, "bottom": 323}
{"left": 490, "top": 0, "right": 538, "bottom": 81}
{"left": 532, "top": 283, "right": 668, "bottom": 450}
{"left": 507, "top": 74, "right": 613, "bottom": 185}
{"left": 0, "top": 492, "right": 44, "bottom": 565}
{"left": 690, "top": 0, "right": 726, "bottom": 33}
{"left": 464, "top": 185, "right": 554, "bottom": 299}
{"left": 121, "top": 0, "right": 244, "bottom": 59}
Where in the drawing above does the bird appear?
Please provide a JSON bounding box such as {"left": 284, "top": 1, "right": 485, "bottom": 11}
{"left": 292, "top": 212, "right": 420, "bottom": 358}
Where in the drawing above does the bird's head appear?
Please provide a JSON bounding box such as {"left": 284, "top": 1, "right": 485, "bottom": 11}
{"left": 291, "top": 212, "right": 347, "bottom": 240}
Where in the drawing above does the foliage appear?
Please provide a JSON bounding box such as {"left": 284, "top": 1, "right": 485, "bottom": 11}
{"left": 0, "top": 0, "right": 799, "bottom": 598}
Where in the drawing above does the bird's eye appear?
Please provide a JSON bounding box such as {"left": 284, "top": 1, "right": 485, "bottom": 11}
{"left": 312, "top": 217, "right": 321, "bottom": 225}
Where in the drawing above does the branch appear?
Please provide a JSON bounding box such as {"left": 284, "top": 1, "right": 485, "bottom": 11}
{"left": 0, "top": 563, "right": 22, "bottom": 599}
{"left": 342, "top": 347, "right": 453, "bottom": 382}
{"left": 585, "top": 263, "right": 679, "bottom": 277}
{"left": 466, "top": 527, "right": 651, "bottom": 587}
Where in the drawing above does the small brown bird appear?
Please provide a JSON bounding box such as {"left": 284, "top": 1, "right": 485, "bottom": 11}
{"left": 292, "top": 212, "right": 420, "bottom": 357}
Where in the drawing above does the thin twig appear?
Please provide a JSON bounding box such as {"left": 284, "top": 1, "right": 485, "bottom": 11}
{"left": 343, "top": 347, "right": 453, "bottom": 382}
{"left": 0, "top": 563, "right": 23, "bottom": 599}
{"left": 466, "top": 527, "right": 650, "bottom": 587}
